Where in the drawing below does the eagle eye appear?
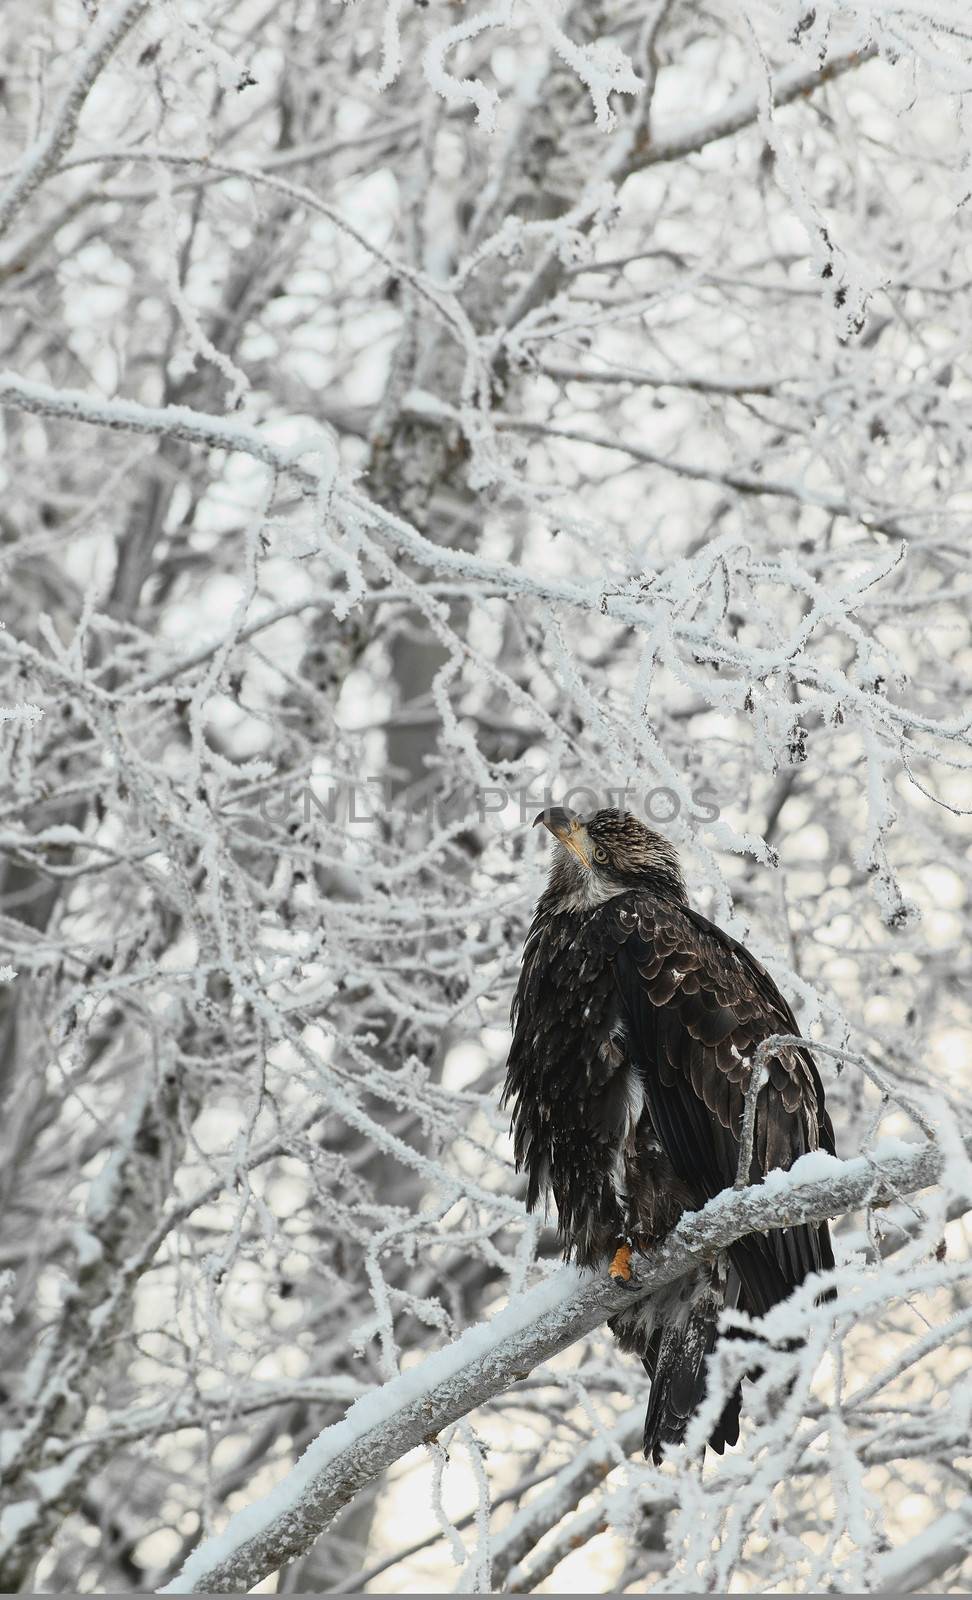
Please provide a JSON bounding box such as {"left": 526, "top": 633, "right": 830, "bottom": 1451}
{"left": 592, "top": 845, "right": 608, "bottom": 864}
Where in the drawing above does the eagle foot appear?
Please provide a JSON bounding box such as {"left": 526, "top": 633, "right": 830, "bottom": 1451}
{"left": 608, "top": 1243, "right": 638, "bottom": 1288}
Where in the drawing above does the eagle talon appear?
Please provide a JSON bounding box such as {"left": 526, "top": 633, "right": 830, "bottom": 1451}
{"left": 609, "top": 1243, "right": 636, "bottom": 1286}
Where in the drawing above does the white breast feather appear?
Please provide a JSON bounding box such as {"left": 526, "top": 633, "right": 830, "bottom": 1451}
{"left": 609, "top": 1062, "right": 644, "bottom": 1210}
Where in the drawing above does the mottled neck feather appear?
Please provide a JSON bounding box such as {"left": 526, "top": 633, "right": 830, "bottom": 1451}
{"left": 631, "top": 863, "right": 687, "bottom": 903}
{"left": 540, "top": 850, "right": 686, "bottom": 915}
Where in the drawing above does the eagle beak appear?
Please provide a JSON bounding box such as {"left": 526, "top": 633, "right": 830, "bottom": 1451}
{"left": 533, "top": 806, "right": 591, "bottom": 870}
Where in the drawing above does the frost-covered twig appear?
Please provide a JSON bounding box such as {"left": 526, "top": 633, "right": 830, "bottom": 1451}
{"left": 0, "top": 0, "right": 150, "bottom": 237}
{"left": 486, "top": 1409, "right": 648, "bottom": 1589}
{"left": 633, "top": 45, "right": 878, "bottom": 171}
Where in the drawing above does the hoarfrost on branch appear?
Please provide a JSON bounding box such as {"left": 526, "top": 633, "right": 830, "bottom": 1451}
{"left": 0, "top": 0, "right": 970, "bottom": 1593}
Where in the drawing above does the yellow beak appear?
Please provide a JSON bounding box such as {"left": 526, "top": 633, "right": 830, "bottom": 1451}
{"left": 533, "top": 806, "right": 591, "bottom": 870}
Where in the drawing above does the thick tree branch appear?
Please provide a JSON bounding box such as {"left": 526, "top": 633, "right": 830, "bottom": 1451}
{"left": 161, "top": 1138, "right": 947, "bottom": 1594}
{"left": 874, "top": 1499, "right": 972, "bottom": 1592}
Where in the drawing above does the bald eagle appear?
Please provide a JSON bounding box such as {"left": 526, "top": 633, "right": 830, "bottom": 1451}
{"left": 503, "top": 807, "right": 835, "bottom": 1462}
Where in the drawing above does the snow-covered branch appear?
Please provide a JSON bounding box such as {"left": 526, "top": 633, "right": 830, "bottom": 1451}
{"left": 162, "top": 1139, "right": 948, "bottom": 1592}
{"left": 874, "top": 1501, "right": 972, "bottom": 1593}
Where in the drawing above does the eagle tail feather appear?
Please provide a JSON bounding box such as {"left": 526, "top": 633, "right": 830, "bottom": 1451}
{"left": 621, "top": 1266, "right": 732, "bottom": 1465}
{"left": 708, "top": 1381, "right": 742, "bottom": 1454}
{"left": 729, "top": 1217, "right": 833, "bottom": 1321}
{"left": 641, "top": 1296, "right": 713, "bottom": 1463}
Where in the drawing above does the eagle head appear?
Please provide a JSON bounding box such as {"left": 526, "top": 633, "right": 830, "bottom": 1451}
{"left": 534, "top": 806, "right": 685, "bottom": 906}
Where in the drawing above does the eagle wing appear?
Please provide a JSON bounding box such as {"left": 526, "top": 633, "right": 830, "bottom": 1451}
{"left": 610, "top": 895, "right": 835, "bottom": 1314}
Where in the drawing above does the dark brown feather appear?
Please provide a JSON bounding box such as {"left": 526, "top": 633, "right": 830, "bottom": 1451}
{"left": 504, "top": 810, "right": 835, "bottom": 1459}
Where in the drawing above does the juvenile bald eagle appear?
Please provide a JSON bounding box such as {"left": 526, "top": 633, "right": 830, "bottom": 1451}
{"left": 503, "top": 808, "right": 834, "bottom": 1461}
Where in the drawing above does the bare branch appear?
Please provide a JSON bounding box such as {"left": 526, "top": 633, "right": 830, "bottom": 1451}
{"left": 633, "top": 45, "right": 880, "bottom": 172}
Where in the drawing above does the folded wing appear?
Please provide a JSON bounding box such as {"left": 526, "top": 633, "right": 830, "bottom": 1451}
{"left": 611, "top": 898, "right": 835, "bottom": 1314}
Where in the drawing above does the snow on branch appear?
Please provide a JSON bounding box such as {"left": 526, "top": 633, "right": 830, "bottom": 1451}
{"left": 874, "top": 1500, "right": 972, "bottom": 1593}
{"left": 0, "top": 369, "right": 307, "bottom": 478}
{"left": 161, "top": 1137, "right": 948, "bottom": 1594}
